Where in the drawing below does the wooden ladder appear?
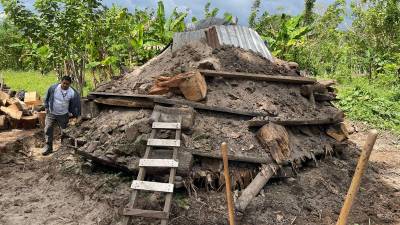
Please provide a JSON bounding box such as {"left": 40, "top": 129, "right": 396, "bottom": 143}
{"left": 122, "top": 114, "right": 181, "bottom": 225}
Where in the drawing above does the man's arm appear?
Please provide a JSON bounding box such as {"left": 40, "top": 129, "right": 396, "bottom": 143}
{"left": 69, "top": 89, "right": 81, "bottom": 117}
{"left": 44, "top": 85, "right": 52, "bottom": 113}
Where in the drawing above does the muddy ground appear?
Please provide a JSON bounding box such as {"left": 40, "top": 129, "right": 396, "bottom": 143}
{"left": 0, "top": 121, "right": 399, "bottom": 225}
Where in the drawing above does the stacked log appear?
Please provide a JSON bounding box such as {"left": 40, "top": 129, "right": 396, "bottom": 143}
{"left": 0, "top": 90, "right": 44, "bottom": 130}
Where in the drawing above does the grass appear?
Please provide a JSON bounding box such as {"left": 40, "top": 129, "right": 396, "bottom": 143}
{"left": 320, "top": 73, "right": 400, "bottom": 134}
{"left": 0, "top": 70, "right": 95, "bottom": 97}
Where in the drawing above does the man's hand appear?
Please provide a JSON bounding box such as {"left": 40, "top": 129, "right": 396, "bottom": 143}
{"left": 68, "top": 113, "right": 73, "bottom": 118}
{"left": 45, "top": 108, "right": 49, "bottom": 114}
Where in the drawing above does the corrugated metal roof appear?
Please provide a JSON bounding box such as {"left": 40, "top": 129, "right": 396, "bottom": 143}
{"left": 172, "top": 25, "right": 274, "bottom": 62}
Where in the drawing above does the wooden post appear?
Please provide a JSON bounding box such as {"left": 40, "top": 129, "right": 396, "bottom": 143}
{"left": 336, "top": 129, "right": 378, "bottom": 225}
{"left": 221, "top": 142, "right": 235, "bottom": 225}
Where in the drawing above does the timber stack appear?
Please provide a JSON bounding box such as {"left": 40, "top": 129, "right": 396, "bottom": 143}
{"left": 0, "top": 89, "right": 45, "bottom": 130}
{"left": 64, "top": 23, "right": 351, "bottom": 223}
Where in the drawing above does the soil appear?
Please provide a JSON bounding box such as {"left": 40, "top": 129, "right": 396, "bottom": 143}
{"left": 93, "top": 43, "right": 317, "bottom": 118}
{"left": 0, "top": 122, "right": 399, "bottom": 225}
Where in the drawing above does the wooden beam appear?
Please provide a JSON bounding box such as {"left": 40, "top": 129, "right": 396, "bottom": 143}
{"left": 94, "top": 97, "right": 154, "bottom": 108}
{"left": 89, "top": 91, "right": 161, "bottom": 99}
{"left": 200, "top": 70, "right": 316, "bottom": 84}
{"left": 192, "top": 151, "right": 274, "bottom": 165}
{"left": 89, "top": 91, "right": 266, "bottom": 117}
{"left": 153, "top": 97, "right": 266, "bottom": 117}
{"left": 247, "top": 114, "right": 344, "bottom": 127}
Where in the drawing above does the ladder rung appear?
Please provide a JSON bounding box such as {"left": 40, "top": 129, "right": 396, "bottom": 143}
{"left": 152, "top": 122, "right": 181, "bottom": 129}
{"left": 139, "top": 159, "right": 179, "bottom": 168}
{"left": 123, "top": 208, "right": 169, "bottom": 219}
{"left": 147, "top": 139, "right": 180, "bottom": 147}
{"left": 131, "top": 180, "right": 174, "bottom": 193}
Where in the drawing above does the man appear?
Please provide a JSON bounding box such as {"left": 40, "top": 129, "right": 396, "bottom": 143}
{"left": 42, "top": 76, "right": 81, "bottom": 156}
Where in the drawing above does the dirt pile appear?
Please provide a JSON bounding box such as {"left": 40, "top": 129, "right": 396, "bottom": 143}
{"left": 63, "top": 40, "right": 354, "bottom": 224}
{"left": 66, "top": 41, "right": 346, "bottom": 179}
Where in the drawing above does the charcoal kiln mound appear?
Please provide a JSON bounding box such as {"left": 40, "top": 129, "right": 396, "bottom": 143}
{"left": 65, "top": 37, "right": 351, "bottom": 224}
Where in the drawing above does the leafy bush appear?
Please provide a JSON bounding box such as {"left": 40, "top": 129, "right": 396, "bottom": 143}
{"left": 337, "top": 76, "right": 400, "bottom": 133}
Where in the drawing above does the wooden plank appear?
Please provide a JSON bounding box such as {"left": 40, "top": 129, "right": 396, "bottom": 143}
{"left": 247, "top": 115, "right": 344, "bottom": 127}
{"left": 94, "top": 97, "right": 154, "bottom": 108}
{"left": 192, "top": 151, "right": 274, "bottom": 164}
{"left": 88, "top": 92, "right": 265, "bottom": 117}
{"left": 152, "top": 122, "right": 181, "bottom": 129}
{"left": 147, "top": 139, "right": 181, "bottom": 147}
{"left": 153, "top": 97, "right": 265, "bottom": 117}
{"left": 131, "top": 180, "right": 174, "bottom": 193}
{"left": 89, "top": 91, "right": 161, "bottom": 99}
{"left": 200, "top": 70, "right": 316, "bottom": 84}
{"left": 139, "top": 159, "right": 179, "bottom": 168}
{"left": 123, "top": 209, "right": 169, "bottom": 219}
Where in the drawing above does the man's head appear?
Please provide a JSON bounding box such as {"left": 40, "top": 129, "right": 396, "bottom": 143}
{"left": 60, "top": 76, "right": 72, "bottom": 90}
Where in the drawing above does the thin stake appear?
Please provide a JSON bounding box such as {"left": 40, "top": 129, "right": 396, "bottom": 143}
{"left": 221, "top": 142, "right": 235, "bottom": 225}
{"left": 336, "top": 129, "right": 378, "bottom": 225}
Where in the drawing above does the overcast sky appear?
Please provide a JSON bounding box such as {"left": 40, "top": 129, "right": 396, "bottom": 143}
{"left": 0, "top": 0, "right": 340, "bottom": 25}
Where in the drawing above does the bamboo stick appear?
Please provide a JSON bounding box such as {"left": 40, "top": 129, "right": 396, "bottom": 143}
{"left": 221, "top": 142, "right": 235, "bottom": 225}
{"left": 336, "top": 129, "right": 378, "bottom": 225}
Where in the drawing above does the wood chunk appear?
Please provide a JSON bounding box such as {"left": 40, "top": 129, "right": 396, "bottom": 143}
{"left": 1, "top": 104, "right": 23, "bottom": 120}
{"left": 24, "top": 92, "right": 40, "bottom": 102}
{"left": 314, "top": 93, "right": 336, "bottom": 101}
{"left": 318, "top": 79, "right": 336, "bottom": 87}
{"left": 0, "top": 91, "right": 10, "bottom": 105}
{"left": 200, "top": 70, "right": 316, "bottom": 84}
{"left": 24, "top": 100, "right": 43, "bottom": 107}
{"left": 326, "top": 124, "right": 348, "bottom": 142}
{"left": 235, "top": 164, "right": 280, "bottom": 213}
{"left": 178, "top": 71, "right": 207, "bottom": 101}
{"left": 19, "top": 115, "right": 38, "bottom": 129}
{"left": 257, "top": 123, "right": 291, "bottom": 164}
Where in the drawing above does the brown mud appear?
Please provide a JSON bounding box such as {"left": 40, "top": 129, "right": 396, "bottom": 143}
{"left": 0, "top": 123, "right": 399, "bottom": 225}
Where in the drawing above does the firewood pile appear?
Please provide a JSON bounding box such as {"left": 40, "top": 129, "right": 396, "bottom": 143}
{"left": 0, "top": 89, "right": 45, "bottom": 130}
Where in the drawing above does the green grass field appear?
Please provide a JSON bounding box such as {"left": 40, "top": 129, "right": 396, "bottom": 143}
{"left": 1, "top": 70, "right": 94, "bottom": 97}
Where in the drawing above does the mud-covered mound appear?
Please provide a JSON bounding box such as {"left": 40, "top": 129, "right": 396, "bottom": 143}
{"left": 95, "top": 42, "right": 297, "bottom": 95}
{"left": 95, "top": 42, "right": 338, "bottom": 119}
{"left": 66, "top": 108, "right": 341, "bottom": 176}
